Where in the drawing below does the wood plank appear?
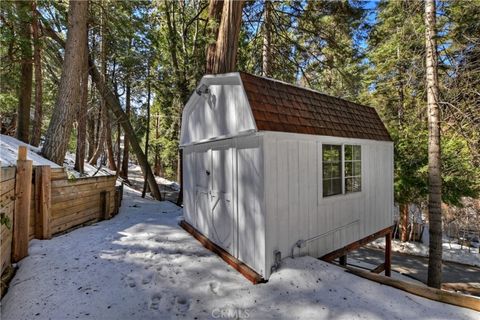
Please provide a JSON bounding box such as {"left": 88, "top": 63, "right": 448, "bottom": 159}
{"left": 371, "top": 263, "right": 385, "bottom": 274}
{"left": 18, "top": 146, "right": 27, "bottom": 160}
{"left": 1, "top": 167, "right": 16, "bottom": 182}
{"left": 51, "top": 193, "right": 101, "bottom": 211}
{"left": 1, "top": 225, "right": 12, "bottom": 241}
{"left": 1, "top": 179, "right": 15, "bottom": 196}
{"left": 51, "top": 175, "right": 116, "bottom": 188}
{"left": 0, "top": 188, "right": 15, "bottom": 205}
{"left": 320, "top": 226, "right": 393, "bottom": 262}
{"left": 346, "top": 267, "right": 480, "bottom": 312}
{"left": 50, "top": 168, "right": 67, "bottom": 180}
{"left": 51, "top": 198, "right": 100, "bottom": 219}
{"left": 100, "top": 191, "right": 111, "bottom": 220}
{"left": 51, "top": 181, "right": 116, "bottom": 197}
{"left": 35, "top": 166, "right": 51, "bottom": 239}
{"left": 1, "top": 239, "right": 12, "bottom": 275}
{"left": 12, "top": 158, "right": 32, "bottom": 262}
{"left": 51, "top": 186, "right": 115, "bottom": 203}
{"left": 51, "top": 206, "right": 100, "bottom": 229}
{"left": 51, "top": 211, "right": 100, "bottom": 235}
{"left": 385, "top": 231, "right": 392, "bottom": 277}
{"left": 179, "top": 220, "right": 266, "bottom": 285}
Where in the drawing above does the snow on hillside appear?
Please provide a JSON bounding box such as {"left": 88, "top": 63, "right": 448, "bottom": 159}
{"left": 63, "top": 151, "right": 113, "bottom": 178}
{"left": 369, "top": 237, "right": 480, "bottom": 267}
{"left": 1, "top": 186, "right": 478, "bottom": 320}
{"left": 0, "top": 134, "right": 61, "bottom": 168}
{"left": 0, "top": 134, "right": 113, "bottom": 177}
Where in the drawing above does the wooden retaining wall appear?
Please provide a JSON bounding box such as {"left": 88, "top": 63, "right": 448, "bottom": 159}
{"left": 1, "top": 167, "right": 16, "bottom": 275}
{"left": 0, "top": 147, "right": 122, "bottom": 276}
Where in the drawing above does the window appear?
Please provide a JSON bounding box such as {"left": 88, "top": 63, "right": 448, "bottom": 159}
{"left": 344, "top": 145, "right": 361, "bottom": 193}
{"left": 322, "top": 144, "right": 361, "bottom": 197}
{"left": 322, "top": 145, "right": 342, "bottom": 196}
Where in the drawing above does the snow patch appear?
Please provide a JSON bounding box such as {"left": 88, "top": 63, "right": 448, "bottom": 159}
{"left": 0, "top": 134, "right": 61, "bottom": 168}
{"left": 1, "top": 186, "right": 478, "bottom": 320}
{"left": 369, "top": 238, "right": 480, "bottom": 267}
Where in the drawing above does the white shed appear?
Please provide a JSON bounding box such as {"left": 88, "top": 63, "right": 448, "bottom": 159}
{"left": 180, "top": 72, "right": 394, "bottom": 281}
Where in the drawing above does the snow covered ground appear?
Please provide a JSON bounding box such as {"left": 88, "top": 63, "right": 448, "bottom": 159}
{"left": 369, "top": 238, "right": 480, "bottom": 267}
{"left": 1, "top": 186, "right": 478, "bottom": 320}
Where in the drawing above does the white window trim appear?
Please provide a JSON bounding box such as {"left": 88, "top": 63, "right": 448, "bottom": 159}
{"left": 322, "top": 143, "right": 362, "bottom": 198}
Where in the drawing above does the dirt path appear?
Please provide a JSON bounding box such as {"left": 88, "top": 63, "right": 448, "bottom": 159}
{"left": 125, "top": 165, "right": 179, "bottom": 203}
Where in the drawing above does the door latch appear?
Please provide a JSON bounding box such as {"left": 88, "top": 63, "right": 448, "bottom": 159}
{"left": 206, "top": 170, "right": 210, "bottom": 176}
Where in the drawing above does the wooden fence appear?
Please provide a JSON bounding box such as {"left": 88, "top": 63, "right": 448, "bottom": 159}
{"left": 1, "top": 147, "right": 122, "bottom": 276}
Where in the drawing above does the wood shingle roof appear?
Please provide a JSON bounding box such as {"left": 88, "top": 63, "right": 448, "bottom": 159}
{"left": 239, "top": 72, "right": 392, "bottom": 142}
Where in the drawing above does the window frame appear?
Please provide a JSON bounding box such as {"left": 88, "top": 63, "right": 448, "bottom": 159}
{"left": 322, "top": 144, "right": 343, "bottom": 197}
{"left": 321, "top": 143, "right": 362, "bottom": 198}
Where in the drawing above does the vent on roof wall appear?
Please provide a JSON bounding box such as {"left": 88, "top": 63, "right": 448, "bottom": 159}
{"left": 196, "top": 84, "right": 210, "bottom": 96}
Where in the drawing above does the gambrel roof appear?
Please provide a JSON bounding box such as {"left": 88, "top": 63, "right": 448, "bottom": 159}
{"left": 180, "top": 72, "right": 392, "bottom": 146}
{"left": 239, "top": 72, "right": 392, "bottom": 141}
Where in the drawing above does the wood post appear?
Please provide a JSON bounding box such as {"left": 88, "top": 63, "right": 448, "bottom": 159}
{"left": 34, "top": 166, "right": 51, "bottom": 239}
{"left": 100, "top": 191, "right": 110, "bottom": 220}
{"left": 12, "top": 146, "right": 32, "bottom": 262}
{"left": 385, "top": 230, "right": 392, "bottom": 277}
{"left": 321, "top": 226, "right": 393, "bottom": 262}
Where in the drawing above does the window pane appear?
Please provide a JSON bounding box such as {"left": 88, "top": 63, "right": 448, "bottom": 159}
{"left": 346, "top": 177, "right": 362, "bottom": 193}
{"left": 322, "top": 145, "right": 342, "bottom": 197}
{"left": 332, "top": 178, "right": 342, "bottom": 195}
{"left": 331, "top": 162, "right": 341, "bottom": 178}
{"left": 353, "top": 161, "right": 361, "bottom": 176}
{"left": 345, "top": 145, "right": 352, "bottom": 161}
{"left": 323, "top": 145, "right": 341, "bottom": 162}
{"left": 345, "top": 161, "right": 353, "bottom": 177}
{"left": 323, "top": 163, "right": 332, "bottom": 179}
{"left": 323, "top": 179, "right": 331, "bottom": 197}
{"left": 353, "top": 145, "right": 361, "bottom": 160}
{"left": 352, "top": 177, "right": 361, "bottom": 192}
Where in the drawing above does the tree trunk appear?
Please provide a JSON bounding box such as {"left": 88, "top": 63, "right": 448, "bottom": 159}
{"left": 30, "top": 1, "right": 42, "bottom": 147}
{"left": 154, "top": 113, "right": 162, "bottom": 176}
{"left": 104, "top": 111, "right": 117, "bottom": 170}
{"left": 98, "top": 8, "right": 116, "bottom": 171}
{"left": 142, "top": 64, "right": 151, "bottom": 198}
{"left": 262, "top": 0, "right": 272, "bottom": 77}
{"left": 40, "top": 15, "right": 162, "bottom": 201}
{"left": 120, "top": 79, "right": 131, "bottom": 180}
{"left": 425, "top": 0, "right": 442, "bottom": 289}
{"left": 396, "top": 41, "right": 404, "bottom": 126}
{"left": 42, "top": 0, "right": 88, "bottom": 164}
{"left": 116, "top": 122, "right": 121, "bottom": 177}
{"left": 399, "top": 203, "right": 409, "bottom": 242}
{"left": 74, "top": 18, "right": 89, "bottom": 174}
{"left": 87, "top": 110, "right": 95, "bottom": 159}
{"left": 87, "top": 60, "right": 162, "bottom": 200}
{"left": 211, "top": 0, "right": 244, "bottom": 74}
{"left": 205, "top": 0, "right": 224, "bottom": 74}
{"left": 16, "top": 0, "right": 33, "bottom": 143}
{"left": 89, "top": 106, "right": 105, "bottom": 165}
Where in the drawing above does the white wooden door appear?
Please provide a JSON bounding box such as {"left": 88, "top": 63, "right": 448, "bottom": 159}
{"left": 195, "top": 150, "right": 210, "bottom": 235}
{"left": 210, "top": 146, "right": 234, "bottom": 251}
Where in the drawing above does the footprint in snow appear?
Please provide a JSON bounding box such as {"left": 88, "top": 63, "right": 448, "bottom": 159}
{"left": 174, "top": 296, "right": 190, "bottom": 312}
{"left": 149, "top": 293, "right": 162, "bottom": 310}
{"left": 209, "top": 282, "right": 220, "bottom": 295}
{"left": 142, "top": 273, "right": 154, "bottom": 285}
{"left": 125, "top": 276, "right": 136, "bottom": 288}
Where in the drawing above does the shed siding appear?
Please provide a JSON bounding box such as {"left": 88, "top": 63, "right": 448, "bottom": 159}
{"left": 180, "top": 82, "right": 255, "bottom": 146}
{"left": 263, "top": 131, "right": 394, "bottom": 269}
